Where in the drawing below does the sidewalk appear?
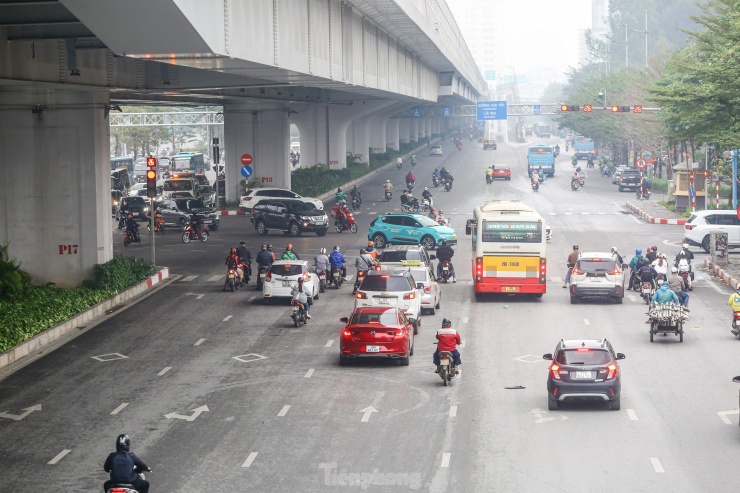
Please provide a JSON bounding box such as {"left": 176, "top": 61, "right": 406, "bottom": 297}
{"left": 626, "top": 195, "right": 688, "bottom": 225}
{"left": 704, "top": 257, "right": 740, "bottom": 290}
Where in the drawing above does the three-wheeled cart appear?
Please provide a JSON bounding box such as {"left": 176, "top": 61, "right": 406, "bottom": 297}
{"left": 648, "top": 303, "right": 688, "bottom": 342}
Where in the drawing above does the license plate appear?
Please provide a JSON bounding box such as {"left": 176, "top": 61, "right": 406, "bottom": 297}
{"left": 591, "top": 277, "right": 601, "bottom": 282}
{"left": 440, "top": 358, "right": 450, "bottom": 365}
{"left": 572, "top": 371, "right": 593, "bottom": 379}
{"left": 366, "top": 346, "right": 380, "bottom": 353}
{"left": 228, "top": 274, "right": 235, "bottom": 279}
{"left": 504, "top": 287, "right": 517, "bottom": 293}
{"left": 316, "top": 222, "right": 325, "bottom": 226}
{"left": 260, "top": 274, "right": 266, "bottom": 279}
{"left": 379, "top": 298, "right": 390, "bottom": 305}
{"left": 443, "top": 267, "right": 449, "bottom": 272}
{"left": 282, "top": 281, "right": 292, "bottom": 287}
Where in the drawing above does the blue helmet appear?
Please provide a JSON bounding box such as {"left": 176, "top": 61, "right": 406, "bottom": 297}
{"left": 360, "top": 248, "right": 366, "bottom": 254}
{"left": 636, "top": 248, "right": 642, "bottom": 255}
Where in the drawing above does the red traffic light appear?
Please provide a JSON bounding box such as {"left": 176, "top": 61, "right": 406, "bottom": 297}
{"left": 611, "top": 106, "right": 631, "bottom": 113}
{"left": 146, "top": 156, "right": 157, "bottom": 168}
{"left": 583, "top": 104, "right": 593, "bottom": 112}
{"left": 560, "top": 105, "right": 580, "bottom": 112}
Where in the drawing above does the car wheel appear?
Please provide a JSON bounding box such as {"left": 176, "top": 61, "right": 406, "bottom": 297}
{"left": 610, "top": 398, "right": 621, "bottom": 411}
{"left": 409, "top": 334, "right": 414, "bottom": 356}
{"left": 256, "top": 220, "right": 268, "bottom": 236}
{"left": 179, "top": 217, "right": 187, "bottom": 227}
{"left": 614, "top": 296, "right": 623, "bottom": 304}
{"left": 371, "top": 233, "right": 387, "bottom": 248}
{"left": 701, "top": 235, "right": 710, "bottom": 253}
{"left": 289, "top": 222, "right": 301, "bottom": 237}
{"left": 413, "top": 320, "right": 419, "bottom": 335}
{"left": 429, "top": 304, "right": 435, "bottom": 315}
{"left": 618, "top": 186, "right": 624, "bottom": 192}
{"left": 399, "top": 355, "right": 410, "bottom": 366}
{"left": 316, "top": 228, "right": 327, "bottom": 237}
{"left": 263, "top": 297, "right": 272, "bottom": 305}
{"left": 569, "top": 295, "right": 578, "bottom": 304}
{"left": 548, "top": 399, "right": 558, "bottom": 411}
{"left": 339, "top": 355, "right": 350, "bottom": 366}
{"left": 421, "top": 235, "right": 436, "bottom": 250}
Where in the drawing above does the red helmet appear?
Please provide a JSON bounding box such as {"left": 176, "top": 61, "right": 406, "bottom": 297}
{"left": 286, "top": 243, "right": 293, "bottom": 250}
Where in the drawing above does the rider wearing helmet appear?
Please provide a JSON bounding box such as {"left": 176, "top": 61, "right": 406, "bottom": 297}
{"left": 281, "top": 243, "right": 299, "bottom": 260}
{"left": 255, "top": 244, "right": 274, "bottom": 290}
{"left": 436, "top": 240, "right": 456, "bottom": 282}
{"left": 125, "top": 213, "right": 140, "bottom": 243}
{"left": 422, "top": 187, "right": 433, "bottom": 203}
{"left": 610, "top": 246, "right": 623, "bottom": 265}
{"left": 675, "top": 243, "right": 694, "bottom": 290}
{"left": 366, "top": 240, "right": 378, "bottom": 260}
{"left": 103, "top": 434, "right": 151, "bottom": 493}
{"left": 563, "top": 244, "right": 580, "bottom": 288}
{"left": 290, "top": 276, "right": 312, "bottom": 319}
{"left": 728, "top": 287, "right": 740, "bottom": 336}
{"left": 314, "top": 247, "right": 330, "bottom": 276}
{"left": 646, "top": 246, "right": 658, "bottom": 263}
{"left": 355, "top": 248, "right": 377, "bottom": 272}
{"left": 225, "top": 247, "right": 244, "bottom": 288}
{"left": 629, "top": 248, "right": 649, "bottom": 290}
{"left": 433, "top": 318, "right": 462, "bottom": 374}
{"left": 383, "top": 179, "right": 394, "bottom": 192}
{"left": 668, "top": 265, "right": 690, "bottom": 307}
{"left": 335, "top": 188, "right": 347, "bottom": 203}
{"left": 329, "top": 245, "right": 347, "bottom": 280}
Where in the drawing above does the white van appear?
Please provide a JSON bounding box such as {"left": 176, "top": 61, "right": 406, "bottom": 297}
{"left": 684, "top": 210, "right": 740, "bottom": 252}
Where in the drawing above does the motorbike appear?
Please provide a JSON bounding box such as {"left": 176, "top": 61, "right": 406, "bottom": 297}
{"left": 485, "top": 173, "right": 493, "bottom": 185}
{"left": 437, "top": 349, "right": 458, "bottom": 386}
{"left": 406, "top": 181, "right": 415, "bottom": 192}
{"left": 291, "top": 297, "right": 308, "bottom": 327}
{"left": 224, "top": 267, "right": 239, "bottom": 292}
{"left": 677, "top": 260, "right": 693, "bottom": 290}
{"left": 411, "top": 156, "right": 417, "bottom": 167}
{"left": 396, "top": 160, "right": 402, "bottom": 169}
{"left": 531, "top": 181, "right": 539, "bottom": 192}
{"left": 456, "top": 142, "right": 463, "bottom": 151}
{"left": 106, "top": 473, "right": 146, "bottom": 493}
{"left": 316, "top": 270, "right": 327, "bottom": 293}
{"left": 571, "top": 180, "right": 580, "bottom": 191}
{"left": 332, "top": 206, "right": 358, "bottom": 234}
{"left": 554, "top": 148, "right": 560, "bottom": 157}
{"left": 354, "top": 270, "right": 367, "bottom": 294}
{"left": 256, "top": 264, "right": 270, "bottom": 289}
{"left": 385, "top": 189, "right": 392, "bottom": 201}
{"left": 437, "top": 215, "right": 450, "bottom": 227}
{"left": 640, "top": 281, "right": 655, "bottom": 305}
{"left": 587, "top": 158, "right": 595, "bottom": 168}
{"left": 636, "top": 188, "right": 651, "bottom": 200}
{"left": 432, "top": 175, "right": 440, "bottom": 188}
{"left": 146, "top": 215, "right": 165, "bottom": 234}
{"left": 330, "top": 266, "right": 344, "bottom": 289}
{"left": 181, "top": 224, "right": 209, "bottom": 243}
{"left": 439, "top": 261, "right": 453, "bottom": 283}
{"left": 579, "top": 176, "right": 585, "bottom": 187}
{"left": 351, "top": 195, "right": 362, "bottom": 211}
{"left": 572, "top": 157, "right": 578, "bottom": 167}
{"left": 123, "top": 230, "right": 141, "bottom": 247}
{"left": 732, "top": 313, "right": 740, "bottom": 337}
{"left": 444, "top": 179, "right": 452, "bottom": 192}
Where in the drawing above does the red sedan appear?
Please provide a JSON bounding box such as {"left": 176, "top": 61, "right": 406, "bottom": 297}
{"left": 339, "top": 307, "right": 414, "bottom": 366}
{"left": 492, "top": 167, "right": 511, "bottom": 180}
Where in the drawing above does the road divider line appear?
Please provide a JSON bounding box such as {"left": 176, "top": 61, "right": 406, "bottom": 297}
{"left": 462, "top": 317, "right": 468, "bottom": 324}
{"left": 325, "top": 340, "right": 334, "bottom": 348}
{"left": 208, "top": 275, "right": 222, "bottom": 282}
{"left": 706, "top": 279, "right": 727, "bottom": 294}
{"left": 627, "top": 409, "right": 638, "bottom": 421}
{"left": 110, "top": 403, "right": 129, "bottom": 415}
{"left": 242, "top": 452, "right": 258, "bottom": 468}
{"left": 449, "top": 406, "right": 457, "bottom": 418}
{"left": 277, "top": 405, "right": 291, "bottom": 417}
{"left": 304, "top": 369, "right": 315, "bottom": 379}
{"left": 440, "top": 453, "right": 451, "bottom": 468}
{"left": 222, "top": 315, "right": 233, "bottom": 322}
{"left": 48, "top": 449, "right": 71, "bottom": 465}
{"left": 650, "top": 458, "right": 665, "bottom": 473}
{"left": 157, "top": 366, "right": 171, "bottom": 376}
{"left": 194, "top": 338, "right": 206, "bottom": 346}
{"left": 583, "top": 319, "right": 591, "bottom": 326}
{"left": 180, "top": 275, "right": 198, "bottom": 282}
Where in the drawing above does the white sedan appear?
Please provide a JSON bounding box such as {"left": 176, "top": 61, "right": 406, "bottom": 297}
{"left": 263, "top": 260, "right": 319, "bottom": 303}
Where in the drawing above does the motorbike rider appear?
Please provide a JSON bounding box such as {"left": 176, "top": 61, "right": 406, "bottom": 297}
{"left": 400, "top": 189, "right": 410, "bottom": 207}
{"left": 314, "top": 247, "right": 330, "bottom": 276}
{"left": 668, "top": 266, "right": 690, "bottom": 307}
{"left": 485, "top": 166, "right": 494, "bottom": 181}
{"left": 436, "top": 240, "right": 456, "bottom": 282}
{"left": 675, "top": 243, "right": 694, "bottom": 290}
{"left": 411, "top": 153, "right": 417, "bottom": 166}
{"left": 383, "top": 179, "right": 394, "bottom": 195}
{"left": 436, "top": 210, "right": 449, "bottom": 226}
{"left": 640, "top": 176, "right": 652, "bottom": 196}
{"left": 225, "top": 247, "right": 244, "bottom": 288}
{"left": 628, "top": 248, "right": 649, "bottom": 290}
{"left": 571, "top": 170, "right": 580, "bottom": 189}
{"left": 555, "top": 144, "right": 560, "bottom": 155}
{"left": 125, "top": 213, "right": 140, "bottom": 243}
{"left": 350, "top": 185, "right": 362, "bottom": 206}
{"left": 290, "top": 277, "right": 312, "bottom": 319}
{"left": 255, "top": 244, "right": 274, "bottom": 289}
{"left": 366, "top": 241, "right": 379, "bottom": 261}
{"left": 422, "top": 187, "right": 433, "bottom": 204}
{"left": 538, "top": 166, "right": 547, "bottom": 182}
{"left": 651, "top": 282, "right": 680, "bottom": 305}
{"left": 236, "top": 241, "right": 252, "bottom": 282}
{"left": 281, "top": 243, "right": 299, "bottom": 260}
{"left": 652, "top": 253, "right": 669, "bottom": 280}
{"left": 329, "top": 245, "right": 347, "bottom": 281}
{"left": 433, "top": 167, "right": 442, "bottom": 184}
{"left": 335, "top": 188, "right": 347, "bottom": 203}
{"left": 433, "top": 318, "right": 462, "bottom": 374}
{"left": 728, "top": 287, "right": 740, "bottom": 336}
{"left": 646, "top": 245, "right": 658, "bottom": 263}
{"left": 440, "top": 167, "right": 454, "bottom": 185}
{"left": 406, "top": 170, "right": 416, "bottom": 189}
{"left": 571, "top": 155, "right": 578, "bottom": 166}
{"left": 267, "top": 244, "right": 276, "bottom": 262}
{"left": 396, "top": 156, "right": 403, "bottom": 167}
{"left": 530, "top": 170, "right": 540, "bottom": 189}
{"left": 675, "top": 243, "right": 694, "bottom": 265}
{"left": 563, "top": 244, "right": 579, "bottom": 288}
{"left": 103, "top": 434, "right": 151, "bottom": 493}
{"left": 355, "top": 248, "right": 378, "bottom": 275}
{"left": 335, "top": 200, "right": 351, "bottom": 231}
{"left": 637, "top": 262, "right": 659, "bottom": 290}
{"left": 611, "top": 246, "right": 624, "bottom": 266}
{"left": 188, "top": 213, "right": 203, "bottom": 237}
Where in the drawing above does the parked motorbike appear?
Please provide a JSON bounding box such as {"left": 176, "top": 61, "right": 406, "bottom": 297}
{"left": 439, "top": 261, "right": 453, "bottom": 283}
{"left": 636, "top": 188, "right": 651, "bottom": 200}
{"left": 317, "top": 270, "right": 327, "bottom": 293}
{"left": 291, "top": 298, "right": 308, "bottom": 327}
{"left": 351, "top": 195, "right": 362, "bottom": 211}
{"left": 330, "top": 266, "right": 344, "bottom": 289}
{"left": 437, "top": 349, "right": 458, "bottom": 386}
{"left": 432, "top": 175, "right": 440, "bottom": 188}
{"left": 123, "top": 230, "right": 141, "bottom": 247}
{"left": 181, "top": 225, "right": 209, "bottom": 244}
{"left": 385, "top": 189, "right": 392, "bottom": 201}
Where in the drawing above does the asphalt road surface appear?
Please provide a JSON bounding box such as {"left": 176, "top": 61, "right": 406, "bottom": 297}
{"left": 2, "top": 138, "right": 740, "bottom": 493}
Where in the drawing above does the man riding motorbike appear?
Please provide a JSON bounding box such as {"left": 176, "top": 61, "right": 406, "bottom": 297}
{"left": 651, "top": 253, "right": 669, "bottom": 281}
{"left": 225, "top": 248, "right": 244, "bottom": 289}
{"left": 637, "top": 262, "right": 659, "bottom": 290}
{"left": 350, "top": 185, "right": 362, "bottom": 208}
{"left": 406, "top": 170, "right": 416, "bottom": 190}
{"left": 255, "top": 244, "right": 274, "bottom": 289}
{"left": 728, "top": 287, "right": 740, "bottom": 336}
{"left": 436, "top": 240, "right": 456, "bottom": 282}
{"left": 396, "top": 156, "right": 403, "bottom": 168}
{"left": 554, "top": 144, "right": 560, "bottom": 156}
{"left": 628, "top": 248, "right": 649, "bottom": 290}
{"left": 538, "top": 166, "right": 547, "bottom": 182}
{"left": 433, "top": 167, "right": 442, "bottom": 186}
{"left": 314, "top": 247, "right": 330, "bottom": 275}
{"left": 651, "top": 282, "right": 681, "bottom": 305}
{"left": 290, "top": 277, "right": 312, "bottom": 319}
{"left": 125, "top": 213, "right": 140, "bottom": 244}
{"left": 422, "top": 187, "right": 433, "bottom": 205}
{"left": 335, "top": 188, "right": 347, "bottom": 203}
{"left": 103, "top": 434, "right": 151, "bottom": 493}
{"left": 411, "top": 154, "right": 417, "bottom": 166}
{"left": 434, "top": 318, "right": 461, "bottom": 374}
{"left": 571, "top": 155, "right": 578, "bottom": 167}
{"left": 531, "top": 170, "right": 540, "bottom": 191}
{"left": 366, "top": 241, "right": 379, "bottom": 261}
{"left": 668, "top": 266, "right": 690, "bottom": 307}
{"left": 329, "top": 245, "right": 347, "bottom": 282}
{"left": 485, "top": 166, "right": 494, "bottom": 183}
{"left": 564, "top": 244, "right": 579, "bottom": 288}
{"left": 188, "top": 213, "right": 204, "bottom": 238}
{"left": 675, "top": 243, "right": 694, "bottom": 290}
{"left": 335, "top": 199, "right": 351, "bottom": 231}
{"left": 281, "top": 243, "right": 299, "bottom": 260}
{"left": 236, "top": 241, "right": 252, "bottom": 283}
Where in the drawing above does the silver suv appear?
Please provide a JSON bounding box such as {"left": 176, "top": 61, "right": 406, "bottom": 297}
{"left": 569, "top": 252, "right": 625, "bottom": 304}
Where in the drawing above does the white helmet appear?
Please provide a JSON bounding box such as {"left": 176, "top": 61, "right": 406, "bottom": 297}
{"left": 671, "top": 266, "right": 678, "bottom": 273}
{"left": 320, "top": 247, "right": 326, "bottom": 255}
{"left": 682, "top": 243, "right": 689, "bottom": 249}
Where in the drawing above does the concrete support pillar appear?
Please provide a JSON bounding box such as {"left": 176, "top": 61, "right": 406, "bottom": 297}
{"left": 410, "top": 119, "right": 419, "bottom": 143}
{"left": 291, "top": 104, "right": 328, "bottom": 169}
{"left": 346, "top": 119, "right": 371, "bottom": 165}
{"left": 0, "top": 89, "right": 111, "bottom": 287}
{"left": 326, "top": 101, "right": 396, "bottom": 169}
{"left": 424, "top": 118, "right": 432, "bottom": 139}
{"left": 368, "top": 104, "right": 407, "bottom": 155}
{"left": 386, "top": 118, "right": 400, "bottom": 151}
{"left": 224, "top": 106, "right": 289, "bottom": 202}
{"left": 399, "top": 119, "right": 410, "bottom": 145}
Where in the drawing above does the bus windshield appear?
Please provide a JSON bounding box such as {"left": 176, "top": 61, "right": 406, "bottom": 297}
{"left": 482, "top": 221, "right": 542, "bottom": 243}
{"left": 163, "top": 180, "right": 194, "bottom": 192}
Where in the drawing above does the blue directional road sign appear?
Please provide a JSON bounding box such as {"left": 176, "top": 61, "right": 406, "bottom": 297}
{"left": 476, "top": 101, "right": 507, "bottom": 121}
{"left": 443, "top": 107, "right": 451, "bottom": 117}
{"left": 533, "top": 105, "right": 541, "bottom": 115}
{"left": 241, "top": 165, "right": 253, "bottom": 178}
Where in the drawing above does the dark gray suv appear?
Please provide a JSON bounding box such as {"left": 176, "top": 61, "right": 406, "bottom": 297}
{"left": 543, "top": 339, "right": 625, "bottom": 410}
{"left": 251, "top": 199, "right": 329, "bottom": 237}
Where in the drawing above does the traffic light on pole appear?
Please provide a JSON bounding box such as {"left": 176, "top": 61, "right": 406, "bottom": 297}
{"left": 583, "top": 104, "right": 593, "bottom": 112}
{"left": 633, "top": 105, "right": 643, "bottom": 113}
{"left": 146, "top": 156, "right": 158, "bottom": 198}
{"left": 560, "top": 105, "right": 580, "bottom": 112}
{"left": 611, "top": 106, "right": 631, "bottom": 113}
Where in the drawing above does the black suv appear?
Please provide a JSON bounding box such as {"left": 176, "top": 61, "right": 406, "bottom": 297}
{"left": 618, "top": 169, "right": 641, "bottom": 191}
{"left": 543, "top": 339, "right": 625, "bottom": 410}
{"left": 117, "top": 196, "right": 149, "bottom": 221}
{"left": 251, "top": 199, "right": 329, "bottom": 237}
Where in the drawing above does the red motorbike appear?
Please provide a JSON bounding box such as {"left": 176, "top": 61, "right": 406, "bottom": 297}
{"left": 123, "top": 230, "right": 141, "bottom": 247}
{"left": 332, "top": 205, "right": 358, "bottom": 234}
{"left": 456, "top": 141, "right": 463, "bottom": 151}
{"left": 181, "top": 224, "right": 209, "bottom": 243}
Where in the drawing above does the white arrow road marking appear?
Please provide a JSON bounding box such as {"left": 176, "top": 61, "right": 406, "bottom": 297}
{"left": 449, "top": 406, "right": 458, "bottom": 418}
{"left": 157, "top": 367, "right": 171, "bottom": 376}
{"left": 529, "top": 408, "right": 568, "bottom": 424}
{"left": 110, "top": 403, "right": 129, "bottom": 415}
{"left": 0, "top": 404, "right": 42, "bottom": 421}
{"left": 232, "top": 354, "right": 269, "bottom": 363}
{"left": 222, "top": 315, "right": 233, "bottom": 322}
{"left": 208, "top": 275, "right": 222, "bottom": 282}
{"left": 304, "top": 369, "right": 315, "bottom": 378}
{"left": 583, "top": 319, "right": 591, "bottom": 326}
{"left": 242, "top": 452, "right": 258, "bottom": 468}
{"left": 164, "top": 405, "right": 209, "bottom": 421}
{"left": 48, "top": 449, "right": 71, "bottom": 465}
{"left": 650, "top": 458, "right": 665, "bottom": 473}
{"left": 325, "top": 340, "right": 334, "bottom": 348}
{"left": 345, "top": 275, "right": 354, "bottom": 281}
{"left": 627, "top": 409, "right": 638, "bottom": 421}
{"left": 180, "top": 276, "right": 199, "bottom": 282}
{"left": 194, "top": 338, "right": 206, "bottom": 346}
{"left": 440, "top": 453, "right": 451, "bottom": 468}
{"left": 185, "top": 292, "right": 205, "bottom": 300}
{"left": 717, "top": 409, "right": 739, "bottom": 425}
{"left": 277, "top": 405, "right": 291, "bottom": 417}
{"left": 359, "top": 406, "right": 378, "bottom": 422}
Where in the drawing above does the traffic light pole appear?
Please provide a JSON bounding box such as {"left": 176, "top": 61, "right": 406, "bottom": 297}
{"left": 150, "top": 199, "right": 156, "bottom": 267}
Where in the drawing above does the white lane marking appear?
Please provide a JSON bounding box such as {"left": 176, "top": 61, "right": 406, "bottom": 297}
{"left": 194, "top": 338, "right": 206, "bottom": 346}
{"left": 548, "top": 212, "right": 556, "bottom": 216}
{"left": 462, "top": 317, "right": 469, "bottom": 323}
{"left": 627, "top": 295, "right": 636, "bottom": 302}
{"left": 598, "top": 212, "right": 606, "bottom": 215}
{"left": 304, "top": 369, "right": 315, "bottom": 378}
{"left": 449, "top": 406, "right": 458, "bottom": 418}
{"left": 582, "top": 212, "right": 590, "bottom": 215}
{"left": 48, "top": 450, "right": 71, "bottom": 465}
{"left": 718, "top": 410, "right": 740, "bottom": 424}
{"left": 583, "top": 319, "right": 591, "bottom": 326}
{"left": 180, "top": 275, "right": 198, "bottom": 282}
{"left": 440, "top": 453, "right": 451, "bottom": 468}
{"left": 208, "top": 275, "right": 222, "bottom": 282}
{"left": 222, "top": 315, "right": 233, "bottom": 322}
{"left": 629, "top": 215, "right": 643, "bottom": 225}
{"left": 325, "top": 340, "right": 334, "bottom": 348}
{"left": 277, "top": 405, "right": 291, "bottom": 417}
{"left": 242, "top": 452, "right": 258, "bottom": 468}
{"left": 650, "top": 458, "right": 665, "bottom": 474}
{"left": 345, "top": 275, "right": 354, "bottom": 281}
{"left": 565, "top": 212, "right": 573, "bottom": 216}
{"left": 157, "top": 366, "right": 171, "bottom": 376}
{"left": 627, "top": 409, "right": 638, "bottom": 421}
{"left": 706, "top": 279, "right": 727, "bottom": 294}
{"left": 369, "top": 211, "right": 377, "bottom": 215}
{"left": 110, "top": 403, "right": 129, "bottom": 415}
{"left": 185, "top": 292, "right": 205, "bottom": 300}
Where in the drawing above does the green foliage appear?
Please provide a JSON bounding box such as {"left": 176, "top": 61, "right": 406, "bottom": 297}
{"left": 88, "top": 254, "right": 157, "bottom": 292}
{"left": 0, "top": 243, "right": 33, "bottom": 302}
{"left": 291, "top": 159, "right": 389, "bottom": 197}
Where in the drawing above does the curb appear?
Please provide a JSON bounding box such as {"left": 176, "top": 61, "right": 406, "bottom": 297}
{"left": 703, "top": 257, "right": 740, "bottom": 290}
{"left": 626, "top": 202, "right": 687, "bottom": 225}
{"left": 0, "top": 267, "right": 170, "bottom": 371}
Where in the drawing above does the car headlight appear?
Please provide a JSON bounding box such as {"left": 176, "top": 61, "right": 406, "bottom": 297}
{"left": 113, "top": 201, "right": 118, "bottom": 206}
{"left": 144, "top": 207, "right": 150, "bottom": 212}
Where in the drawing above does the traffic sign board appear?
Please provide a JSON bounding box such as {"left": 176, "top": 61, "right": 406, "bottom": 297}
{"left": 476, "top": 101, "right": 507, "bottom": 121}
{"left": 583, "top": 104, "right": 593, "bottom": 112}
{"left": 533, "top": 105, "right": 541, "bottom": 115}
{"left": 241, "top": 165, "right": 253, "bottom": 178}
{"left": 241, "top": 154, "right": 253, "bottom": 166}
{"left": 636, "top": 158, "right": 647, "bottom": 170}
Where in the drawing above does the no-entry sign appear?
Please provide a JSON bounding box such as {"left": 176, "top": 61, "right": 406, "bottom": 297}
{"left": 241, "top": 154, "right": 253, "bottom": 166}
{"left": 636, "top": 158, "right": 647, "bottom": 170}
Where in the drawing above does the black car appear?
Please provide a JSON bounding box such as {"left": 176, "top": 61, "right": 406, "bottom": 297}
{"left": 543, "top": 339, "right": 625, "bottom": 411}
{"left": 117, "top": 196, "right": 150, "bottom": 221}
{"left": 618, "top": 169, "right": 642, "bottom": 191}
{"left": 250, "top": 199, "right": 329, "bottom": 237}
{"left": 171, "top": 198, "right": 220, "bottom": 230}
{"left": 483, "top": 139, "right": 497, "bottom": 150}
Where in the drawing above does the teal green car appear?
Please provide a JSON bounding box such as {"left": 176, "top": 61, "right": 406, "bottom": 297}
{"left": 368, "top": 213, "right": 457, "bottom": 250}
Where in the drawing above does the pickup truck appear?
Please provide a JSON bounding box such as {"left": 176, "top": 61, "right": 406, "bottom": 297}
{"left": 618, "top": 169, "right": 642, "bottom": 191}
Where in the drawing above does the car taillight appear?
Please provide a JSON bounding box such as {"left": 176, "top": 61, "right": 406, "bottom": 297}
{"left": 265, "top": 273, "right": 272, "bottom": 281}
{"left": 572, "top": 266, "right": 584, "bottom": 275}
{"left": 403, "top": 292, "right": 416, "bottom": 300}
{"left": 356, "top": 292, "right": 367, "bottom": 299}
{"left": 476, "top": 257, "right": 483, "bottom": 281}
{"left": 608, "top": 267, "right": 621, "bottom": 275}
{"left": 342, "top": 329, "right": 352, "bottom": 337}
{"left": 303, "top": 273, "right": 310, "bottom": 280}
{"left": 606, "top": 363, "right": 618, "bottom": 380}
{"left": 685, "top": 224, "right": 694, "bottom": 230}
{"left": 550, "top": 363, "right": 561, "bottom": 380}
{"left": 423, "top": 286, "right": 432, "bottom": 293}
{"left": 540, "top": 258, "right": 546, "bottom": 283}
